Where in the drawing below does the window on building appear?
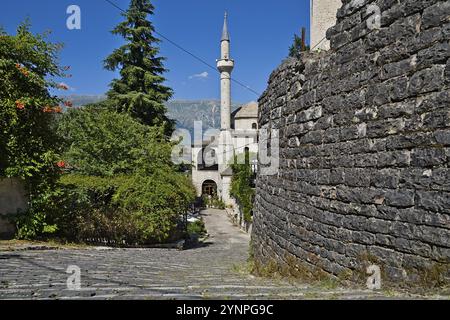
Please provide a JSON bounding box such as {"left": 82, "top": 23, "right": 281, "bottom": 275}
{"left": 252, "top": 123, "right": 257, "bottom": 129}
{"left": 244, "top": 147, "right": 250, "bottom": 165}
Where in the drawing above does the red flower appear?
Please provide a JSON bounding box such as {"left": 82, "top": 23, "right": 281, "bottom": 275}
{"left": 15, "top": 64, "right": 29, "bottom": 77}
{"left": 15, "top": 100, "right": 25, "bottom": 110}
{"left": 64, "top": 101, "right": 73, "bottom": 108}
{"left": 54, "top": 106, "right": 63, "bottom": 113}
{"left": 56, "top": 161, "right": 66, "bottom": 169}
{"left": 58, "top": 83, "right": 69, "bottom": 90}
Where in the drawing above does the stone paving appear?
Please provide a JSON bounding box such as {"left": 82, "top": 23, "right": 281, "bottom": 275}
{"left": 0, "top": 209, "right": 447, "bottom": 300}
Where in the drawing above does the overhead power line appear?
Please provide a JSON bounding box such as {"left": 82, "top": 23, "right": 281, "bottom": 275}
{"left": 310, "top": 36, "right": 327, "bottom": 51}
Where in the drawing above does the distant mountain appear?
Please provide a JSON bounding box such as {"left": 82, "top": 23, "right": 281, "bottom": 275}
{"left": 61, "top": 95, "right": 106, "bottom": 107}
{"left": 60, "top": 95, "right": 241, "bottom": 135}
{"left": 166, "top": 100, "right": 241, "bottom": 135}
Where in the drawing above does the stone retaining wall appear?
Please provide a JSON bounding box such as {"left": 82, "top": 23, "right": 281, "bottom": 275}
{"left": 252, "top": 0, "right": 450, "bottom": 285}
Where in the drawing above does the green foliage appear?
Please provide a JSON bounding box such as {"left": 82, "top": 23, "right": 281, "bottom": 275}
{"left": 187, "top": 220, "right": 207, "bottom": 238}
{"left": 113, "top": 170, "right": 195, "bottom": 242}
{"left": 0, "top": 17, "right": 193, "bottom": 244}
{"left": 104, "top": 0, "right": 174, "bottom": 134}
{"left": 0, "top": 22, "right": 63, "bottom": 178}
{"left": 288, "top": 32, "right": 310, "bottom": 58}
{"left": 203, "top": 196, "right": 226, "bottom": 210}
{"left": 51, "top": 172, "right": 195, "bottom": 245}
{"left": 50, "top": 0, "right": 196, "bottom": 244}
{"left": 15, "top": 186, "right": 62, "bottom": 239}
{"left": 230, "top": 152, "right": 255, "bottom": 223}
{"left": 57, "top": 106, "right": 173, "bottom": 176}
{"left": 52, "top": 175, "right": 132, "bottom": 242}
{"left": 55, "top": 107, "right": 196, "bottom": 244}
{"left": 0, "top": 22, "right": 67, "bottom": 238}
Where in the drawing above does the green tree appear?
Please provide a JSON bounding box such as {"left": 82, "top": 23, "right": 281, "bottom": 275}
{"left": 56, "top": 106, "right": 196, "bottom": 244}
{"left": 58, "top": 106, "right": 173, "bottom": 177}
{"left": 104, "top": 0, "right": 174, "bottom": 134}
{"left": 288, "top": 32, "right": 310, "bottom": 58}
{"left": 0, "top": 22, "right": 66, "bottom": 238}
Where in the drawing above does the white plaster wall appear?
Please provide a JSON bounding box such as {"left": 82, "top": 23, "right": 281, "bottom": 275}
{"left": 191, "top": 131, "right": 258, "bottom": 204}
{"left": 310, "top": 0, "right": 341, "bottom": 51}
{"left": 233, "top": 135, "right": 258, "bottom": 157}
{"left": 221, "top": 176, "right": 233, "bottom": 206}
{"left": 218, "top": 130, "right": 234, "bottom": 174}
{"left": 0, "top": 178, "right": 28, "bottom": 238}
{"left": 235, "top": 118, "right": 258, "bottom": 130}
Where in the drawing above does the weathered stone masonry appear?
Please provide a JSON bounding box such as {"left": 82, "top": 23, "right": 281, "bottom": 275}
{"left": 252, "top": 0, "right": 450, "bottom": 284}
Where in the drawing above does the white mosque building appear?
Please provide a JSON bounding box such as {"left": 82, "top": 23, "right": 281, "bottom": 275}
{"left": 191, "top": 13, "right": 259, "bottom": 206}
{"left": 191, "top": 1, "right": 340, "bottom": 205}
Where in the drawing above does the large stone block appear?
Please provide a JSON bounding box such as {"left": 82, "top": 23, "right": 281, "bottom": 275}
{"left": 422, "top": 1, "right": 450, "bottom": 29}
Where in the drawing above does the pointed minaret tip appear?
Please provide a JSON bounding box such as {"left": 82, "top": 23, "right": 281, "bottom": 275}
{"left": 221, "top": 11, "right": 230, "bottom": 41}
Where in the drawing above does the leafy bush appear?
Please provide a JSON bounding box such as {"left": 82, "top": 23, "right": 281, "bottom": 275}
{"left": 230, "top": 152, "right": 255, "bottom": 223}
{"left": 113, "top": 170, "right": 196, "bottom": 243}
{"left": 53, "top": 107, "right": 196, "bottom": 245}
{"left": 0, "top": 21, "right": 194, "bottom": 243}
{"left": 0, "top": 22, "right": 68, "bottom": 238}
{"left": 203, "top": 196, "right": 226, "bottom": 210}
{"left": 50, "top": 172, "right": 195, "bottom": 245}
{"left": 187, "top": 220, "right": 207, "bottom": 238}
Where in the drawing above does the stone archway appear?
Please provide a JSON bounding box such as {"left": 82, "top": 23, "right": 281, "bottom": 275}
{"left": 202, "top": 180, "right": 218, "bottom": 197}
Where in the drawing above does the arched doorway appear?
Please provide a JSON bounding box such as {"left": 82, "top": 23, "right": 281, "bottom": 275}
{"left": 202, "top": 180, "right": 217, "bottom": 197}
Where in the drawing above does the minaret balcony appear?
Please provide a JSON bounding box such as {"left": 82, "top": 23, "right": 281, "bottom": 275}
{"left": 217, "top": 59, "right": 235, "bottom": 73}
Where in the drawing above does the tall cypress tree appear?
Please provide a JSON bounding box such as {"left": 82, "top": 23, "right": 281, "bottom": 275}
{"left": 104, "top": 0, "right": 174, "bottom": 134}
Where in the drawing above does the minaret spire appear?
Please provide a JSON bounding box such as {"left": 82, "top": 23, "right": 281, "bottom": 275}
{"left": 217, "top": 11, "right": 235, "bottom": 177}
{"left": 217, "top": 11, "right": 234, "bottom": 130}
{"left": 222, "top": 12, "right": 230, "bottom": 42}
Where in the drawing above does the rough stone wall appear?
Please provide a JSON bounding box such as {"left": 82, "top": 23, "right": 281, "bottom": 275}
{"left": 252, "top": 0, "right": 450, "bottom": 284}
{"left": 0, "top": 178, "right": 28, "bottom": 238}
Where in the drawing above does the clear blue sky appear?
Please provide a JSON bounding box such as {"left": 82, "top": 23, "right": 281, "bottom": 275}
{"left": 0, "top": 0, "right": 310, "bottom": 103}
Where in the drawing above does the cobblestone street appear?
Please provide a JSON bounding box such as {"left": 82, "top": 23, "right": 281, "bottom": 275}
{"left": 0, "top": 210, "right": 446, "bottom": 300}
